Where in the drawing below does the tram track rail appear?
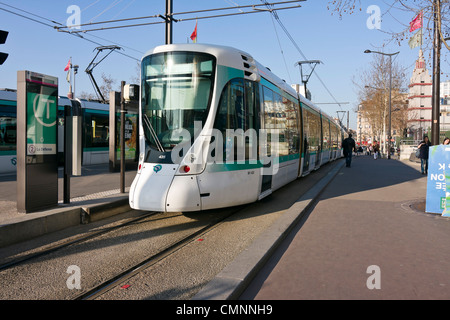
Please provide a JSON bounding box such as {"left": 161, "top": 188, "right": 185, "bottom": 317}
{"left": 0, "top": 210, "right": 159, "bottom": 272}
{"left": 73, "top": 205, "right": 246, "bottom": 300}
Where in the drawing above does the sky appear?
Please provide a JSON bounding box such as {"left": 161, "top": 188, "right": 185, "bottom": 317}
{"left": 1, "top": 0, "right": 448, "bottom": 129}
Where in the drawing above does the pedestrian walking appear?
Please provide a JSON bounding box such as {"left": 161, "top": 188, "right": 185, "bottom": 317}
{"left": 342, "top": 133, "right": 356, "bottom": 167}
{"left": 373, "top": 141, "right": 380, "bottom": 159}
{"left": 418, "top": 136, "right": 431, "bottom": 175}
{"left": 443, "top": 137, "right": 450, "bottom": 145}
{"left": 357, "top": 146, "right": 363, "bottom": 156}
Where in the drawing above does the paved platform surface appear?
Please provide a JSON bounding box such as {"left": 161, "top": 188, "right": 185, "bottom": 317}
{"left": 0, "top": 164, "right": 136, "bottom": 247}
{"left": 238, "top": 155, "right": 450, "bottom": 300}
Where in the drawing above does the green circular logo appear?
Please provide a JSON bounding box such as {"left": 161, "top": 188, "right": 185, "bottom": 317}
{"left": 33, "top": 94, "right": 56, "bottom": 127}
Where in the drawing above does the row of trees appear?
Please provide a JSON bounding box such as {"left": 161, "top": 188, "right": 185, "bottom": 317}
{"left": 356, "top": 55, "right": 409, "bottom": 147}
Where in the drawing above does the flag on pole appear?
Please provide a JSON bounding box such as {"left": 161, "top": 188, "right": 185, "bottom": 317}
{"left": 409, "top": 28, "right": 422, "bottom": 49}
{"left": 409, "top": 11, "right": 423, "bottom": 32}
{"left": 65, "top": 58, "right": 71, "bottom": 83}
{"left": 190, "top": 21, "right": 197, "bottom": 43}
{"left": 64, "top": 58, "right": 71, "bottom": 71}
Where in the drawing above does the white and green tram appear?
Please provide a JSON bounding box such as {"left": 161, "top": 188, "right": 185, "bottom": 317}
{"left": 129, "top": 43, "right": 343, "bottom": 212}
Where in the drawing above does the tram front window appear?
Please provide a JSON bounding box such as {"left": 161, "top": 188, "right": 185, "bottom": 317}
{"left": 141, "top": 51, "right": 216, "bottom": 151}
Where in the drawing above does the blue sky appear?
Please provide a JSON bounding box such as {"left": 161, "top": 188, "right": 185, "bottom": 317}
{"left": 0, "top": 0, "right": 447, "bottom": 129}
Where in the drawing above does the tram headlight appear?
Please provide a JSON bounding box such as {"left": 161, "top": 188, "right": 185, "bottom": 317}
{"left": 138, "top": 152, "right": 145, "bottom": 172}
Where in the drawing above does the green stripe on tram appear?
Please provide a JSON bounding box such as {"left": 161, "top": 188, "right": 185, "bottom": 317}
{"left": 207, "top": 153, "right": 300, "bottom": 172}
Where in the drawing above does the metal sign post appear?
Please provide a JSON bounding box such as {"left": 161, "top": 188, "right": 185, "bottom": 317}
{"left": 63, "top": 104, "right": 72, "bottom": 204}
{"left": 108, "top": 90, "right": 139, "bottom": 173}
{"left": 17, "top": 71, "right": 58, "bottom": 213}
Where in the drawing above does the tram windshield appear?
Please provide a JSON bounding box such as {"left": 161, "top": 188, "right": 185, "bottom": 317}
{"left": 141, "top": 51, "right": 216, "bottom": 151}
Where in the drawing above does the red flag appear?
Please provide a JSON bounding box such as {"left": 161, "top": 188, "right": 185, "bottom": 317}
{"left": 409, "top": 11, "right": 423, "bottom": 32}
{"left": 190, "top": 21, "right": 197, "bottom": 43}
{"left": 64, "top": 58, "right": 71, "bottom": 71}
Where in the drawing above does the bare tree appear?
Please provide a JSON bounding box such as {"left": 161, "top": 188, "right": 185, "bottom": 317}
{"left": 355, "top": 54, "right": 408, "bottom": 150}
{"left": 79, "top": 73, "right": 118, "bottom": 102}
{"left": 130, "top": 61, "right": 141, "bottom": 85}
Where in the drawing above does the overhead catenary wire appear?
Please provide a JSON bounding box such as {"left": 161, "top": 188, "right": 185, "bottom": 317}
{"left": 0, "top": 2, "right": 141, "bottom": 62}
{"left": 260, "top": 0, "right": 344, "bottom": 111}
{"left": 0, "top": 6, "right": 57, "bottom": 28}
{"left": 267, "top": 7, "right": 292, "bottom": 83}
{"left": 0, "top": 1, "right": 63, "bottom": 26}
{"left": 0, "top": 1, "right": 303, "bottom": 63}
{"left": 54, "top": 0, "right": 305, "bottom": 33}
{"left": 87, "top": 0, "right": 125, "bottom": 23}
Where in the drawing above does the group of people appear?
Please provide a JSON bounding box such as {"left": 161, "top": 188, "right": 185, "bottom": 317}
{"left": 366, "top": 142, "right": 381, "bottom": 159}
{"left": 341, "top": 134, "right": 382, "bottom": 168}
{"left": 342, "top": 133, "right": 450, "bottom": 173}
{"left": 416, "top": 136, "right": 450, "bottom": 175}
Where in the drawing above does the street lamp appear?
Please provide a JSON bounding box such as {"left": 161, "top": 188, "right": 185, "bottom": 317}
{"left": 364, "top": 49, "right": 400, "bottom": 159}
{"left": 73, "top": 64, "right": 79, "bottom": 99}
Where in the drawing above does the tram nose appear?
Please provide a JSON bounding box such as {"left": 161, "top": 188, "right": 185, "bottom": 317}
{"left": 129, "top": 163, "right": 201, "bottom": 212}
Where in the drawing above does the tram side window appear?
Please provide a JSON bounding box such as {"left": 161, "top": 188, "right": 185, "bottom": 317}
{"left": 215, "top": 78, "right": 243, "bottom": 132}
{"left": 262, "top": 86, "right": 274, "bottom": 157}
{"left": 263, "top": 87, "right": 293, "bottom": 157}
{"left": 262, "top": 86, "right": 273, "bottom": 126}
{"left": 84, "top": 111, "right": 109, "bottom": 149}
{"left": 275, "top": 93, "right": 289, "bottom": 156}
{"left": 214, "top": 78, "right": 259, "bottom": 161}
{"left": 245, "top": 80, "right": 258, "bottom": 132}
{"left": 309, "top": 111, "right": 321, "bottom": 154}
{"left": 301, "top": 105, "right": 309, "bottom": 155}
{"left": 331, "top": 124, "right": 337, "bottom": 150}
{"left": 322, "top": 118, "right": 330, "bottom": 151}
{"left": 287, "top": 100, "right": 300, "bottom": 155}
{"left": 0, "top": 105, "right": 16, "bottom": 152}
{"left": 303, "top": 107, "right": 320, "bottom": 154}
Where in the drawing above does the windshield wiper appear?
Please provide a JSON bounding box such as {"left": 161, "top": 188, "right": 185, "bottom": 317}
{"left": 143, "top": 113, "right": 165, "bottom": 153}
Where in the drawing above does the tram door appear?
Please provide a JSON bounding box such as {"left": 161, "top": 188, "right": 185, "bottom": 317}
{"left": 261, "top": 86, "right": 274, "bottom": 193}
{"left": 302, "top": 106, "right": 310, "bottom": 174}
{"left": 315, "top": 115, "right": 323, "bottom": 168}
{"left": 302, "top": 135, "right": 310, "bottom": 173}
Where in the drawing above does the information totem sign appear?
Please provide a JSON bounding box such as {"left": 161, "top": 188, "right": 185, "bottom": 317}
{"left": 17, "top": 71, "right": 58, "bottom": 213}
{"left": 426, "top": 145, "right": 450, "bottom": 217}
{"left": 108, "top": 90, "right": 139, "bottom": 172}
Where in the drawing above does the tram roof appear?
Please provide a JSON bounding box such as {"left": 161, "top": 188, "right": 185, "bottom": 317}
{"left": 143, "top": 44, "right": 337, "bottom": 125}
{"left": 144, "top": 44, "right": 298, "bottom": 95}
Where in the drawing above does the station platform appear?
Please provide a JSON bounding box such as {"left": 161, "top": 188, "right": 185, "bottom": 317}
{"left": 0, "top": 165, "right": 137, "bottom": 247}
{"left": 237, "top": 155, "right": 450, "bottom": 300}
{"left": 194, "top": 154, "right": 450, "bottom": 300}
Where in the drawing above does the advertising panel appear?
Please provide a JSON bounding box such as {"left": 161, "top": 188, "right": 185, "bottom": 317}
{"left": 425, "top": 145, "right": 450, "bottom": 217}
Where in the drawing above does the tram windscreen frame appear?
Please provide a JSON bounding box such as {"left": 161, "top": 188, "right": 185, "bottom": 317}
{"left": 141, "top": 51, "right": 216, "bottom": 151}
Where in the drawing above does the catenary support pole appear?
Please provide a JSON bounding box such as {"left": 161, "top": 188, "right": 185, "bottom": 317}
{"left": 432, "top": 0, "right": 441, "bottom": 145}
{"left": 120, "top": 81, "right": 126, "bottom": 193}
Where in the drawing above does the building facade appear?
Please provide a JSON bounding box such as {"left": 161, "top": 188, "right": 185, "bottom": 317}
{"left": 441, "top": 80, "right": 450, "bottom": 98}
{"left": 407, "top": 50, "right": 433, "bottom": 140}
{"left": 407, "top": 50, "right": 450, "bottom": 140}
